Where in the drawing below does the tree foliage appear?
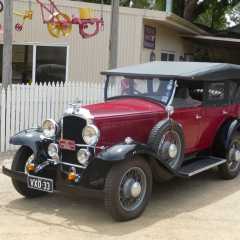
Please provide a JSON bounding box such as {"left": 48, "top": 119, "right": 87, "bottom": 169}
{"left": 228, "top": 3, "right": 240, "bottom": 25}
{"left": 76, "top": 0, "right": 240, "bottom": 30}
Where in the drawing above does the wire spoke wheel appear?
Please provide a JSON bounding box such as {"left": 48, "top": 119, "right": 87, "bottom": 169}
{"left": 157, "top": 130, "right": 182, "bottom": 169}
{"left": 119, "top": 167, "right": 147, "bottom": 212}
{"left": 227, "top": 139, "right": 240, "bottom": 171}
{"left": 47, "top": 12, "right": 72, "bottom": 38}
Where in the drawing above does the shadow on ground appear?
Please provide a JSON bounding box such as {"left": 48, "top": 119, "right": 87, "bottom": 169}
{"left": 3, "top": 169, "right": 240, "bottom": 236}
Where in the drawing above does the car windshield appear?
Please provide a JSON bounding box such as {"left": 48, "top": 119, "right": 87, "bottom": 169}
{"left": 105, "top": 75, "right": 175, "bottom": 105}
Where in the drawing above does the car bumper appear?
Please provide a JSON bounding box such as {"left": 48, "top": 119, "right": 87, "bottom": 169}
{"left": 2, "top": 166, "right": 104, "bottom": 200}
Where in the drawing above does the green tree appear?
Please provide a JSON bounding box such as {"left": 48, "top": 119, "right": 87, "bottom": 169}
{"left": 76, "top": 0, "right": 240, "bottom": 30}
{"left": 228, "top": 3, "right": 240, "bottom": 25}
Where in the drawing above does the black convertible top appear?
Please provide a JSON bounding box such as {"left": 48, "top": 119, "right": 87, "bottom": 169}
{"left": 102, "top": 62, "right": 240, "bottom": 81}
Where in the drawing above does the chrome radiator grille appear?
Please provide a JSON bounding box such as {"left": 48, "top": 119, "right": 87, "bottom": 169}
{"left": 61, "top": 115, "right": 87, "bottom": 165}
{"left": 62, "top": 115, "right": 86, "bottom": 143}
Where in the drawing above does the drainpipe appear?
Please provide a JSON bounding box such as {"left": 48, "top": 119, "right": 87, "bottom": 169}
{"left": 166, "top": 0, "right": 173, "bottom": 13}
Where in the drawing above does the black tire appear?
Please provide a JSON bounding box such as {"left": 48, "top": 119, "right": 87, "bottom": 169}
{"left": 218, "top": 132, "right": 240, "bottom": 180}
{"left": 148, "top": 120, "right": 184, "bottom": 170}
{"left": 104, "top": 156, "right": 152, "bottom": 221}
{"left": 11, "top": 146, "right": 47, "bottom": 198}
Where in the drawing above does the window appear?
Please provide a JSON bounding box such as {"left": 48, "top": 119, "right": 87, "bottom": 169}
{"left": 35, "top": 46, "right": 67, "bottom": 84}
{"left": 161, "top": 51, "right": 175, "bottom": 61}
{"left": 106, "top": 76, "right": 175, "bottom": 105}
{"left": 207, "top": 82, "right": 225, "bottom": 101}
{"left": 230, "top": 81, "right": 240, "bottom": 103}
{"left": 0, "top": 44, "right": 68, "bottom": 84}
{"left": 12, "top": 45, "right": 33, "bottom": 84}
{"left": 173, "top": 81, "right": 203, "bottom": 108}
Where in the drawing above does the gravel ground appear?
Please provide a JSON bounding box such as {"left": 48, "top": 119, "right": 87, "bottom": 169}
{"left": 1, "top": 154, "right": 240, "bottom": 240}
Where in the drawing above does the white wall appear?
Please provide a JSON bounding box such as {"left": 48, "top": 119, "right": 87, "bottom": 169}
{"left": 0, "top": 0, "right": 195, "bottom": 83}
{"left": 141, "top": 20, "right": 188, "bottom": 63}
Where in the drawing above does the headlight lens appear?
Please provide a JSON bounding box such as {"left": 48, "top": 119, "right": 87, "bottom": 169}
{"left": 48, "top": 143, "right": 59, "bottom": 159}
{"left": 42, "top": 119, "right": 57, "bottom": 138}
{"left": 77, "top": 149, "right": 91, "bottom": 166}
{"left": 82, "top": 124, "right": 100, "bottom": 145}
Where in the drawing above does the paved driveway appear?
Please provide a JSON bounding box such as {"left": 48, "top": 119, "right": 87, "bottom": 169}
{"left": 1, "top": 155, "right": 240, "bottom": 240}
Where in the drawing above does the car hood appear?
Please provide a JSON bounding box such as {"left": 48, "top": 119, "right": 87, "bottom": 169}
{"left": 84, "top": 98, "right": 165, "bottom": 119}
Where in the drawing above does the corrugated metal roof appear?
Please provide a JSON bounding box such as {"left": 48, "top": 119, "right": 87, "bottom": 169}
{"left": 102, "top": 61, "right": 240, "bottom": 81}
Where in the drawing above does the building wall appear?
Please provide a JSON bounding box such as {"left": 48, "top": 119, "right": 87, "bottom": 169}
{"left": 141, "top": 20, "right": 188, "bottom": 63}
{"left": 0, "top": 0, "right": 193, "bottom": 83}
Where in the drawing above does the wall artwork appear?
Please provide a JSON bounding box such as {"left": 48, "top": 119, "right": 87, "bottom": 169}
{"left": 144, "top": 25, "right": 156, "bottom": 50}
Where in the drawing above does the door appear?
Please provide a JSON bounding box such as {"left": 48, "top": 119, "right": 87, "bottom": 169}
{"left": 172, "top": 81, "right": 204, "bottom": 154}
{"left": 198, "top": 81, "right": 230, "bottom": 150}
{"left": 173, "top": 107, "right": 203, "bottom": 154}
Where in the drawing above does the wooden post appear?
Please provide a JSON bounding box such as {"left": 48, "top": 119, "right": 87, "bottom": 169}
{"left": 2, "top": 0, "right": 13, "bottom": 89}
{"left": 109, "top": 0, "right": 119, "bottom": 70}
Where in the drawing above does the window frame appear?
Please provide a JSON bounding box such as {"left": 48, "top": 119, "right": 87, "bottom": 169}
{"left": 1, "top": 42, "right": 69, "bottom": 84}
{"left": 33, "top": 43, "right": 69, "bottom": 84}
{"left": 160, "top": 50, "right": 176, "bottom": 62}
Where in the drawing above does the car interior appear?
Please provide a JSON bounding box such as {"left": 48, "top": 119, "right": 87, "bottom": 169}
{"left": 172, "top": 82, "right": 203, "bottom": 108}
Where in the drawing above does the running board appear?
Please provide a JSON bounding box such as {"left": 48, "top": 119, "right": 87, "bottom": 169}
{"left": 179, "top": 156, "right": 227, "bottom": 177}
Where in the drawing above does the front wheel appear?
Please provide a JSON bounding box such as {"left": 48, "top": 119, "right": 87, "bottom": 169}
{"left": 104, "top": 156, "right": 152, "bottom": 221}
{"left": 11, "top": 146, "right": 47, "bottom": 198}
{"left": 218, "top": 132, "right": 240, "bottom": 179}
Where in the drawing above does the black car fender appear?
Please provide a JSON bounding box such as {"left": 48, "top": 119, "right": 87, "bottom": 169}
{"left": 225, "top": 119, "right": 240, "bottom": 148}
{"left": 10, "top": 128, "right": 51, "bottom": 156}
{"left": 213, "top": 119, "right": 240, "bottom": 156}
{"left": 96, "top": 142, "right": 177, "bottom": 177}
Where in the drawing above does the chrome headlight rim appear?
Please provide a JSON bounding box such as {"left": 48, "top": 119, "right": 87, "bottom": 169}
{"left": 82, "top": 124, "right": 100, "bottom": 146}
{"left": 77, "top": 149, "right": 91, "bottom": 166}
{"left": 42, "top": 119, "right": 58, "bottom": 138}
{"left": 48, "top": 143, "right": 59, "bottom": 159}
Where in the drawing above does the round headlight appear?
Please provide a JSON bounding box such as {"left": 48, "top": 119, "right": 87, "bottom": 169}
{"left": 77, "top": 149, "right": 91, "bottom": 166}
{"left": 42, "top": 119, "right": 57, "bottom": 138}
{"left": 48, "top": 143, "right": 59, "bottom": 159}
{"left": 82, "top": 124, "right": 100, "bottom": 145}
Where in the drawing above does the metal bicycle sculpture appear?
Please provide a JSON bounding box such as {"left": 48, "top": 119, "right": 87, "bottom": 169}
{"left": 36, "top": 0, "right": 104, "bottom": 39}
{"left": 14, "top": 0, "right": 33, "bottom": 32}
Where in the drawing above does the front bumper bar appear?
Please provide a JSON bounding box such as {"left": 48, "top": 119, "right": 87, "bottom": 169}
{"left": 2, "top": 166, "right": 104, "bottom": 200}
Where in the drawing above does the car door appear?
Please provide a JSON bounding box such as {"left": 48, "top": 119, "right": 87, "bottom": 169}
{"left": 198, "top": 81, "right": 230, "bottom": 150}
{"left": 172, "top": 81, "right": 204, "bottom": 154}
{"left": 173, "top": 107, "right": 203, "bottom": 154}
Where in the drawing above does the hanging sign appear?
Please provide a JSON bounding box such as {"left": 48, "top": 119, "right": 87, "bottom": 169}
{"left": 144, "top": 25, "right": 156, "bottom": 49}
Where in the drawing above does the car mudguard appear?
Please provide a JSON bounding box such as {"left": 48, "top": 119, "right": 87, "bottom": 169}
{"left": 225, "top": 119, "right": 240, "bottom": 148}
{"left": 96, "top": 142, "right": 178, "bottom": 177}
{"left": 213, "top": 119, "right": 240, "bottom": 156}
{"left": 10, "top": 128, "right": 50, "bottom": 156}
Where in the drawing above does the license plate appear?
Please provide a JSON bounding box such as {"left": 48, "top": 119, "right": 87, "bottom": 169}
{"left": 59, "top": 139, "right": 76, "bottom": 151}
{"left": 27, "top": 175, "right": 54, "bottom": 193}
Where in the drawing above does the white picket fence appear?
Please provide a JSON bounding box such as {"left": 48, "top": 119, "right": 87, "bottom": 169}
{"left": 0, "top": 81, "right": 108, "bottom": 152}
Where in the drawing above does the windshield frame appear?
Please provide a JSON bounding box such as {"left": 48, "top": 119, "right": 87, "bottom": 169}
{"left": 104, "top": 75, "right": 177, "bottom": 106}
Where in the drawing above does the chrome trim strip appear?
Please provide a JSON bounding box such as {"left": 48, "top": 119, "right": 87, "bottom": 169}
{"left": 48, "top": 159, "right": 87, "bottom": 169}
{"left": 167, "top": 80, "right": 177, "bottom": 106}
{"left": 187, "top": 159, "right": 226, "bottom": 177}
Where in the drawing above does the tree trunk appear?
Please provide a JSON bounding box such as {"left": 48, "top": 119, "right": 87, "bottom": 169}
{"left": 183, "top": 0, "right": 199, "bottom": 22}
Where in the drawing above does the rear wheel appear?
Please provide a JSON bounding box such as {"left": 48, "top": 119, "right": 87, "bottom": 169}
{"left": 11, "top": 146, "right": 47, "bottom": 198}
{"left": 218, "top": 132, "right": 240, "bottom": 179}
{"left": 104, "top": 157, "right": 152, "bottom": 221}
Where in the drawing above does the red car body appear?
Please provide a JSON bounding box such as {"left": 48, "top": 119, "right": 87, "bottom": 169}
{"left": 4, "top": 61, "right": 240, "bottom": 221}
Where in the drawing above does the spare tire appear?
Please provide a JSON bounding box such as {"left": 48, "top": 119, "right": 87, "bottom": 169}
{"left": 148, "top": 119, "right": 184, "bottom": 170}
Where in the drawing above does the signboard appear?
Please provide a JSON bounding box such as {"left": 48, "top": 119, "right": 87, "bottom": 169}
{"left": 144, "top": 25, "right": 156, "bottom": 50}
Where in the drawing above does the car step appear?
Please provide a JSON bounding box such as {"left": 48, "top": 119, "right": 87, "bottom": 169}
{"left": 178, "top": 156, "right": 227, "bottom": 177}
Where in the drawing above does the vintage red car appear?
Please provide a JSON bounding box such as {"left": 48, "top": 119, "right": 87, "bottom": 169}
{"left": 3, "top": 61, "right": 240, "bottom": 221}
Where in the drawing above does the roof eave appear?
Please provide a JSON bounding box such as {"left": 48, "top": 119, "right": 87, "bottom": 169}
{"left": 165, "top": 13, "right": 209, "bottom": 35}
